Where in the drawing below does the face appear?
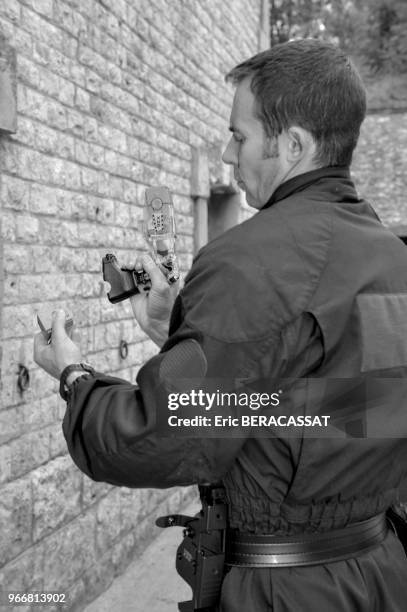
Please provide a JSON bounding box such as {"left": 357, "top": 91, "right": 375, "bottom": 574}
{"left": 222, "top": 78, "right": 288, "bottom": 209}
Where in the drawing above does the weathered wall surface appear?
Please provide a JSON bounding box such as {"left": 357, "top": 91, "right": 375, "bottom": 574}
{"left": 352, "top": 111, "right": 407, "bottom": 227}
{"left": 0, "top": 1, "right": 265, "bottom": 610}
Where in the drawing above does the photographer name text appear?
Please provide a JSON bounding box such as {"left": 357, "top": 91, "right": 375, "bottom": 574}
{"left": 167, "top": 414, "right": 331, "bottom": 428}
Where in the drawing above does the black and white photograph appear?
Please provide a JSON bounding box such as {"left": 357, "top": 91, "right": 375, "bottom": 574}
{"left": 0, "top": 1, "right": 407, "bottom": 611}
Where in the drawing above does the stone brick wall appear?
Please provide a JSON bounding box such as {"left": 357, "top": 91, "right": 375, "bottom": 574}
{"left": 0, "top": 1, "right": 266, "bottom": 611}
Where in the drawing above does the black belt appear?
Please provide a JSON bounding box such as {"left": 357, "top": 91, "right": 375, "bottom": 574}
{"left": 226, "top": 513, "right": 387, "bottom": 567}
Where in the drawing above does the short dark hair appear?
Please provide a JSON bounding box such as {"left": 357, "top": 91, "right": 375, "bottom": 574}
{"left": 225, "top": 39, "right": 366, "bottom": 167}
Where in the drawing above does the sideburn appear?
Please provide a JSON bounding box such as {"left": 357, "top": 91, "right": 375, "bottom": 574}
{"left": 263, "top": 136, "right": 279, "bottom": 159}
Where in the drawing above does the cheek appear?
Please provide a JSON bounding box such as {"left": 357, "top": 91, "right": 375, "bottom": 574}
{"left": 238, "top": 145, "right": 255, "bottom": 175}
{"left": 239, "top": 151, "right": 261, "bottom": 188}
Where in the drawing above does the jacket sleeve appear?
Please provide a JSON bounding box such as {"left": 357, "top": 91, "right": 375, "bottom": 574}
{"left": 62, "top": 329, "right": 257, "bottom": 488}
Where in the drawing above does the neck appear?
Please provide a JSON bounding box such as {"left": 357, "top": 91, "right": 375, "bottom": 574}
{"left": 281, "top": 158, "right": 321, "bottom": 186}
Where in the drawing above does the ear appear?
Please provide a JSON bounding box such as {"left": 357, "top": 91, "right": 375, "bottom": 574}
{"left": 285, "top": 126, "right": 315, "bottom": 163}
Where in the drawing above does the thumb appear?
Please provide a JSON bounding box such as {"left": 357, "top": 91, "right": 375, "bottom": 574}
{"left": 52, "top": 309, "right": 68, "bottom": 343}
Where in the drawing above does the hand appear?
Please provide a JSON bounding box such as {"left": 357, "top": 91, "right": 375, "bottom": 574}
{"left": 130, "top": 254, "right": 179, "bottom": 347}
{"left": 34, "top": 310, "right": 82, "bottom": 379}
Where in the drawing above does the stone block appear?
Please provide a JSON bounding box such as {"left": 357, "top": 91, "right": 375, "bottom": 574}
{"left": 88, "top": 143, "right": 105, "bottom": 168}
{"left": 2, "top": 303, "right": 39, "bottom": 338}
{"left": 81, "top": 552, "right": 115, "bottom": 604}
{"left": 42, "top": 513, "right": 97, "bottom": 590}
{"left": 81, "top": 166, "right": 101, "bottom": 193}
{"left": 24, "top": 0, "right": 53, "bottom": 17}
{"left": 48, "top": 421, "right": 68, "bottom": 459}
{"left": 70, "top": 60, "right": 86, "bottom": 88}
{"left": 16, "top": 215, "right": 39, "bottom": 242}
{"left": 1, "top": 174, "right": 30, "bottom": 211}
{"left": 12, "top": 26, "right": 33, "bottom": 57}
{"left": 1, "top": 337, "right": 35, "bottom": 380}
{"left": 39, "top": 218, "right": 78, "bottom": 247}
{"left": 47, "top": 99, "right": 68, "bottom": 131}
{"left": 21, "top": 7, "right": 62, "bottom": 48}
{"left": 61, "top": 577, "right": 87, "bottom": 612}
{"left": 8, "top": 427, "right": 50, "bottom": 480}
{"left": 176, "top": 233, "right": 194, "bottom": 253}
{"left": 2, "top": 274, "right": 20, "bottom": 306}
{"left": 87, "top": 248, "right": 103, "bottom": 273}
{"left": 0, "top": 541, "right": 44, "bottom": 592}
{"left": 1, "top": 210, "right": 16, "bottom": 241}
{"left": 30, "top": 246, "right": 57, "bottom": 273}
{"left": 39, "top": 64, "right": 75, "bottom": 107}
{"left": 3, "top": 244, "right": 33, "bottom": 274}
{"left": 82, "top": 473, "right": 112, "bottom": 508}
{"left": 53, "top": 0, "right": 78, "bottom": 37}
{"left": 0, "top": 476, "right": 32, "bottom": 565}
{"left": 0, "top": 443, "right": 11, "bottom": 484}
{"left": 30, "top": 184, "right": 64, "bottom": 217}
{"left": 1, "top": 0, "right": 21, "bottom": 24}
{"left": 110, "top": 531, "right": 137, "bottom": 575}
{"left": 0, "top": 16, "right": 15, "bottom": 43}
{"left": 0, "top": 34, "right": 17, "bottom": 133}
{"left": 75, "top": 86, "right": 90, "bottom": 112}
{"left": 86, "top": 196, "right": 114, "bottom": 223}
{"left": 32, "top": 456, "right": 82, "bottom": 541}
{"left": 28, "top": 395, "right": 58, "bottom": 429}
{"left": 95, "top": 489, "right": 122, "bottom": 553}
{"left": 119, "top": 488, "right": 143, "bottom": 533}
{"left": 0, "top": 406, "right": 24, "bottom": 445}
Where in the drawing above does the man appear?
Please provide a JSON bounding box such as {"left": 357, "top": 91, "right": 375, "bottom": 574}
{"left": 35, "top": 39, "right": 407, "bottom": 611}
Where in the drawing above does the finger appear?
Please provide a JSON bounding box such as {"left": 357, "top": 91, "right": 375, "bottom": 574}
{"left": 134, "top": 257, "right": 143, "bottom": 270}
{"left": 140, "top": 254, "right": 168, "bottom": 288}
{"left": 157, "top": 262, "right": 169, "bottom": 277}
{"left": 33, "top": 332, "right": 46, "bottom": 364}
{"left": 33, "top": 332, "right": 51, "bottom": 367}
{"left": 52, "top": 309, "right": 68, "bottom": 343}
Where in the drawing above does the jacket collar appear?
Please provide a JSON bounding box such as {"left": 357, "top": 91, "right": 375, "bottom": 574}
{"left": 261, "top": 166, "right": 357, "bottom": 210}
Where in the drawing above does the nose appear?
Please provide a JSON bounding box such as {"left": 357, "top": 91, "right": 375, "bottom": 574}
{"left": 222, "top": 137, "right": 237, "bottom": 166}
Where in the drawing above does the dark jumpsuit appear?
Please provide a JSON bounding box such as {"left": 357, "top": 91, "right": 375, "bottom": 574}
{"left": 63, "top": 167, "right": 407, "bottom": 611}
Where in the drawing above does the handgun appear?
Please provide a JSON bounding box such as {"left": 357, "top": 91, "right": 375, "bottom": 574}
{"left": 102, "top": 186, "right": 180, "bottom": 304}
{"left": 156, "top": 485, "right": 227, "bottom": 611}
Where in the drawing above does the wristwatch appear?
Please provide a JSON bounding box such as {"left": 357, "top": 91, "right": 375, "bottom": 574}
{"left": 59, "top": 362, "right": 95, "bottom": 401}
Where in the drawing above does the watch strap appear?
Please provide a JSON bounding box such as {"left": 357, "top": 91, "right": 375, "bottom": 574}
{"left": 59, "top": 363, "right": 95, "bottom": 401}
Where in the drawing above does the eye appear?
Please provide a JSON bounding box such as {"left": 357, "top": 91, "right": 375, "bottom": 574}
{"left": 233, "top": 132, "right": 245, "bottom": 143}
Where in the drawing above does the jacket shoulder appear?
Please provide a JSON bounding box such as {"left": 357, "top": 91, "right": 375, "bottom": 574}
{"left": 181, "top": 203, "right": 333, "bottom": 342}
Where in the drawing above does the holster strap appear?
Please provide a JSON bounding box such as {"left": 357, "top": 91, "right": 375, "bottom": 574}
{"left": 226, "top": 513, "right": 387, "bottom": 567}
